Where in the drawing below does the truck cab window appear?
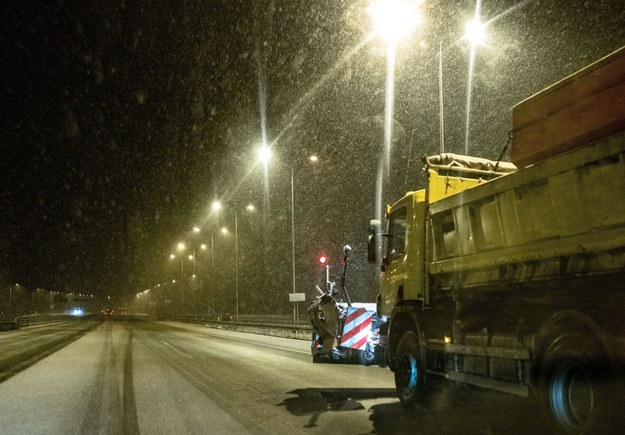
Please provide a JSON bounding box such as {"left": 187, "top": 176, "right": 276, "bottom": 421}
{"left": 387, "top": 207, "right": 407, "bottom": 261}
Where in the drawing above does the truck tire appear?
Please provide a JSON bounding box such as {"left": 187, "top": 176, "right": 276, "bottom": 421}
{"left": 312, "top": 353, "right": 324, "bottom": 363}
{"left": 539, "top": 332, "right": 619, "bottom": 434}
{"left": 358, "top": 342, "right": 376, "bottom": 366}
{"left": 394, "top": 331, "right": 423, "bottom": 407}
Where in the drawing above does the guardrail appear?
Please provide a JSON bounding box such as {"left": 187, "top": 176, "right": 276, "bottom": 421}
{"left": 0, "top": 313, "right": 94, "bottom": 331}
{"left": 0, "top": 317, "right": 20, "bottom": 330}
{"left": 166, "top": 314, "right": 313, "bottom": 340}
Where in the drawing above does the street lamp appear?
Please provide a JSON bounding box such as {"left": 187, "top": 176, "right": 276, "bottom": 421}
{"left": 438, "top": 40, "right": 446, "bottom": 154}
{"left": 174, "top": 242, "right": 187, "bottom": 312}
{"left": 369, "top": 0, "right": 421, "bottom": 178}
{"left": 369, "top": 0, "right": 421, "bottom": 44}
{"left": 290, "top": 155, "right": 319, "bottom": 323}
{"left": 208, "top": 200, "right": 223, "bottom": 315}
{"left": 208, "top": 226, "right": 231, "bottom": 314}
{"left": 188, "top": 223, "right": 214, "bottom": 315}
{"left": 437, "top": 13, "right": 488, "bottom": 155}
{"left": 262, "top": 150, "right": 318, "bottom": 323}
{"left": 192, "top": 243, "right": 208, "bottom": 313}
{"left": 258, "top": 144, "right": 272, "bottom": 169}
{"left": 218, "top": 204, "right": 256, "bottom": 320}
{"left": 464, "top": 5, "right": 487, "bottom": 154}
{"left": 465, "top": 15, "right": 486, "bottom": 46}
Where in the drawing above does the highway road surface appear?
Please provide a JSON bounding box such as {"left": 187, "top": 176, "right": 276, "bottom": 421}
{"left": 0, "top": 320, "right": 550, "bottom": 434}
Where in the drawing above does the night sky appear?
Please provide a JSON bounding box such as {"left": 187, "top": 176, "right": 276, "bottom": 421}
{"left": 2, "top": 1, "right": 625, "bottom": 311}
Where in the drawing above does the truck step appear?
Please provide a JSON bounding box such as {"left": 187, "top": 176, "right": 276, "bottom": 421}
{"left": 446, "top": 370, "right": 529, "bottom": 397}
{"left": 445, "top": 343, "right": 530, "bottom": 360}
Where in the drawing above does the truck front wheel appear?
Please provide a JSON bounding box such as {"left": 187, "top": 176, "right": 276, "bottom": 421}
{"left": 394, "top": 331, "right": 423, "bottom": 407}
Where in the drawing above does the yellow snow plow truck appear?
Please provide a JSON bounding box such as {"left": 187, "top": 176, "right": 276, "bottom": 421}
{"left": 368, "top": 46, "right": 625, "bottom": 434}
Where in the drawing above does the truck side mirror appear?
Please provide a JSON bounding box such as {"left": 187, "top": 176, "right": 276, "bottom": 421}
{"left": 367, "top": 219, "right": 385, "bottom": 267}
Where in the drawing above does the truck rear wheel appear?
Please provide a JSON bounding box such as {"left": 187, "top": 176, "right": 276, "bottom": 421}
{"left": 394, "top": 331, "right": 423, "bottom": 407}
{"left": 540, "top": 333, "right": 619, "bottom": 434}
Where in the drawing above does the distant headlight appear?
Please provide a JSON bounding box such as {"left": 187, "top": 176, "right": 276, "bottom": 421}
{"left": 71, "top": 308, "right": 83, "bottom": 316}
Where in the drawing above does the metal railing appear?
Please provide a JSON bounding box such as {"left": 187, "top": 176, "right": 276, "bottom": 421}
{"left": 162, "top": 313, "right": 313, "bottom": 340}
{"left": 0, "top": 313, "right": 92, "bottom": 331}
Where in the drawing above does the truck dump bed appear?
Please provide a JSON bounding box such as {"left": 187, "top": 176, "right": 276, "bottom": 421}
{"left": 511, "top": 46, "right": 625, "bottom": 168}
{"left": 428, "top": 131, "right": 625, "bottom": 292}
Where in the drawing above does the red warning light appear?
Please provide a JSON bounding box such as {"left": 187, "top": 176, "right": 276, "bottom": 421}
{"left": 318, "top": 255, "right": 328, "bottom": 265}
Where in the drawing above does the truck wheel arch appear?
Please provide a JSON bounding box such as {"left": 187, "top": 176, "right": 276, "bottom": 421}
{"left": 533, "top": 309, "right": 624, "bottom": 433}
{"left": 533, "top": 309, "right": 616, "bottom": 382}
{"left": 388, "top": 302, "right": 423, "bottom": 371}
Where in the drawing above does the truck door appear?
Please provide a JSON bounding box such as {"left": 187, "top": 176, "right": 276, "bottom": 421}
{"left": 380, "top": 205, "right": 407, "bottom": 315}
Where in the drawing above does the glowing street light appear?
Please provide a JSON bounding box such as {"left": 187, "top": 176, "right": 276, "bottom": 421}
{"left": 257, "top": 143, "right": 272, "bottom": 168}
{"left": 464, "top": 1, "right": 487, "bottom": 154}
{"left": 464, "top": 17, "right": 487, "bottom": 46}
{"left": 187, "top": 228, "right": 212, "bottom": 314}
{"left": 289, "top": 155, "right": 319, "bottom": 323}
{"left": 214, "top": 204, "right": 257, "bottom": 320}
{"left": 438, "top": 9, "right": 488, "bottom": 155}
{"left": 369, "top": 0, "right": 422, "bottom": 179}
{"left": 211, "top": 200, "right": 222, "bottom": 213}
{"left": 369, "top": 0, "right": 421, "bottom": 44}
{"left": 170, "top": 247, "right": 187, "bottom": 313}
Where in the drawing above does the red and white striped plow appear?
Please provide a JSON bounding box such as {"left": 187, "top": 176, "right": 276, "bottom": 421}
{"left": 339, "top": 307, "right": 373, "bottom": 350}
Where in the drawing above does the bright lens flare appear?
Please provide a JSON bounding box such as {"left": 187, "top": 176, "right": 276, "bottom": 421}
{"left": 464, "top": 17, "right": 486, "bottom": 46}
{"left": 257, "top": 144, "right": 272, "bottom": 167}
{"left": 369, "top": 0, "right": 421, "bottom": 43}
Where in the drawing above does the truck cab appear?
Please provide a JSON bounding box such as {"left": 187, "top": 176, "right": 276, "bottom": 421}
{"left": 370, "top": 154, "right": 516, "bottom": 367}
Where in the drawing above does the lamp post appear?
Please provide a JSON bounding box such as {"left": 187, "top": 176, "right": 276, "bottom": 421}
{"left": 369, "top": 0, "right": 421, "bottom": 176}
{"left": 210, "top": 200, "right": 223, "bottom": 315}
{"left": 437, "top": 13, "right": 487, "bottom": 156}
{"left": 290, "top": 165, "right": 295, "bottom": 298}
{"left": 170, "top": 241, "right": 187, "bottom": 313}
{"left": 464, "top": 7, "right": 487, "bottom": 155}
{"left": 210, "top": 232, "right": 215, "bottom": 314}
{"left": 169, "top": 253, "right": 183, "bottom": 312}
{"left": 188, "top": 226, "right": 207, "bottom": 315}
{"left": 290, "top": 155, "right": 318, "bottom": 323}
{"left": 438, "top": 40, "right": 446, "bottom": 154}
{"left": 9, "top": 284, "right": 13, "bottom": 315}
{"left": 209, "top": 200, "right": 256, "bottom": 320}
{"left": 197, "top": 243, "right": 207, "bottom": 314}
{"left": 235, "top": 210, "right": 239, "bottom": 320}
{"left": 225, "top": 204, "right": 256, "bottom": 321}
